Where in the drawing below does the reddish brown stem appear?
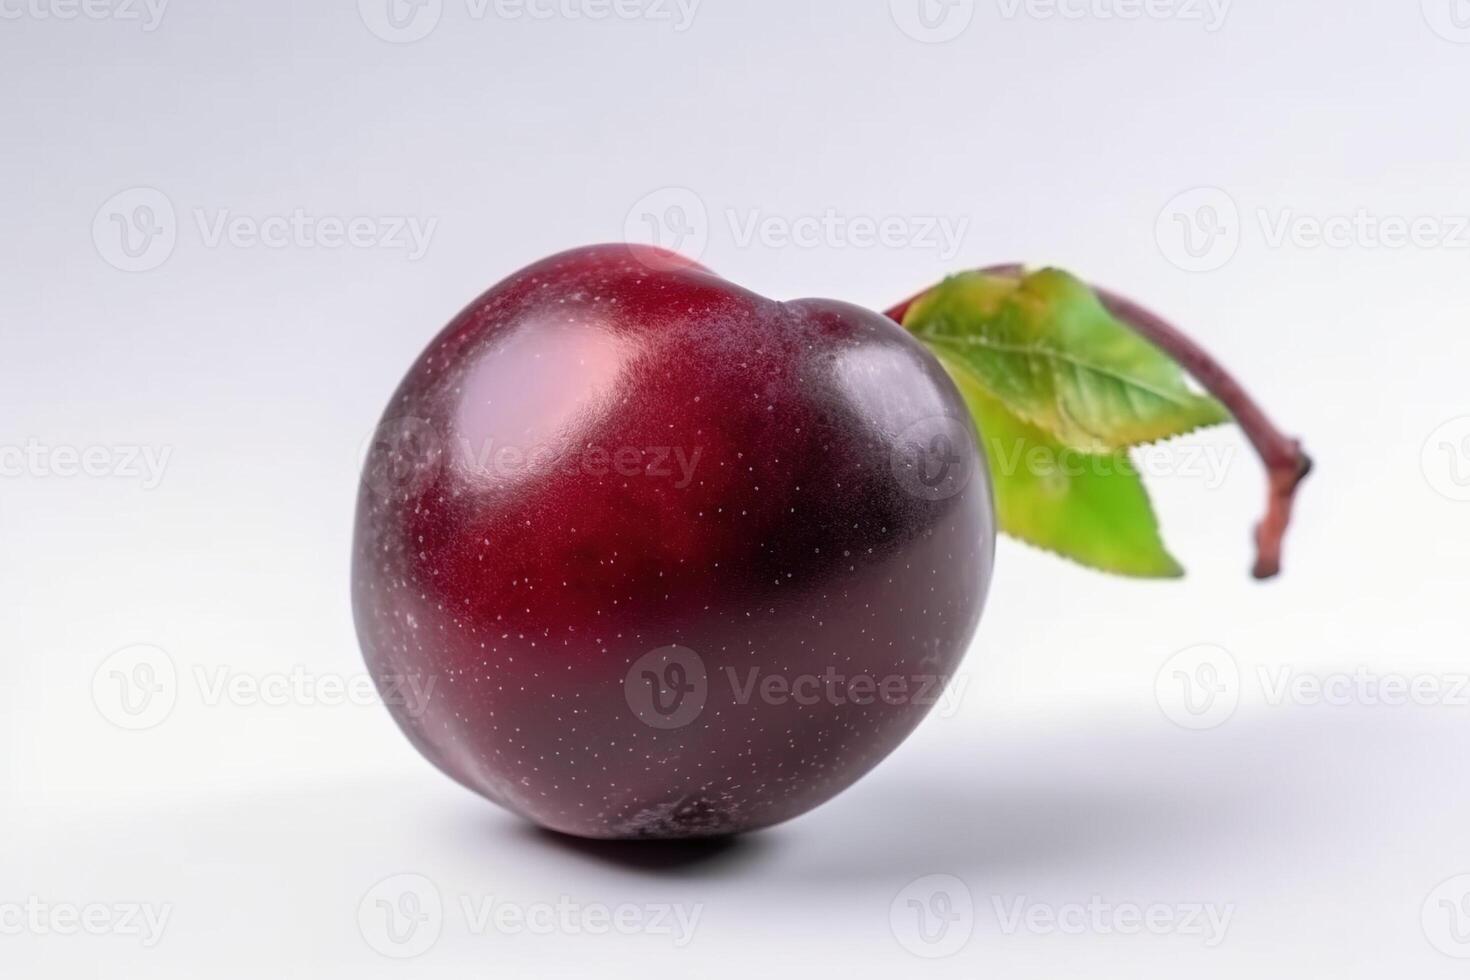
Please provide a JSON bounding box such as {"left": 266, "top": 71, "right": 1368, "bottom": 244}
{"left": 885, "top": 265, "right": 1312, "bottom": 580}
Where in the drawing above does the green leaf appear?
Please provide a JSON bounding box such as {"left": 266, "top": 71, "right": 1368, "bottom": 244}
{"left": 905, "top": 269, "right": 1230, "bottom": 453}
{"left": 939, "top": 353, "right": 1184, "bottom": 579}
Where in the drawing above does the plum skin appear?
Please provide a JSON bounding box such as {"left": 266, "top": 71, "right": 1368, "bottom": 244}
{"left": 352, "top": 244, "right": 995, "bottom": 839}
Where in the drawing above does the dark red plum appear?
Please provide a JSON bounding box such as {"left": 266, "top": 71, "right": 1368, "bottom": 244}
{"left": 352, "top": 244, "right": 994, "bottom": 839}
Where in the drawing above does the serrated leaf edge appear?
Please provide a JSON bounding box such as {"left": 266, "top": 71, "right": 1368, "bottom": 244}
{"left": 908, "top": 273, "right": 1232, "bottom": 454}
{"left": 938, "top": 354, "right": 1187, "bottom": 580}
{"left": 998, "top": 510, "right": 1186, "bottom": 580}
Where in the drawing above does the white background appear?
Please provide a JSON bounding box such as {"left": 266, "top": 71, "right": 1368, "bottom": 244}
{"left": 4, "top": 0, "right": 1470, "bottom": 975}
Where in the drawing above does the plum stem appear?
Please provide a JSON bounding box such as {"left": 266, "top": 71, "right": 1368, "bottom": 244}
{"left": 884, "top": 265, "right": 1312, "bottom": 580}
